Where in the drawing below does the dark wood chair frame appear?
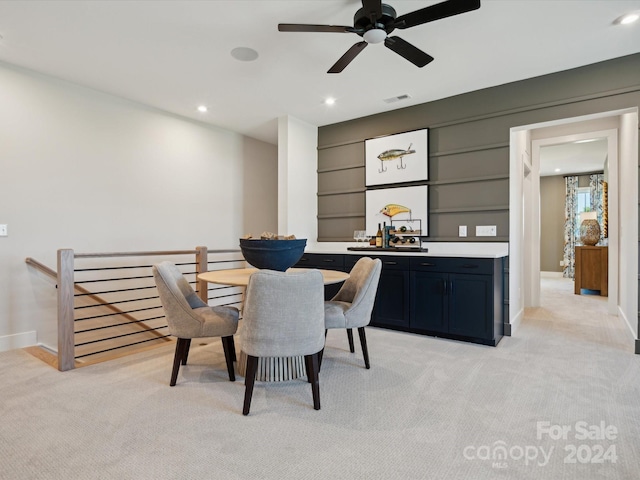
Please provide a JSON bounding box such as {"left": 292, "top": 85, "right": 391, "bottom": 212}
{"left": 242, "top": 350, "right": 322, "bottom": 415}
{"left": 169, "top": 335, "right": 237, "bottom": 386}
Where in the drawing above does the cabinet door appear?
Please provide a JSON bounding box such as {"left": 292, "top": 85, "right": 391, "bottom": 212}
{"left": 296, "top": 253, "right": 346, "bottom": 300}
{"left": 410, "top": 271, "right": 448, "bottom": 333}
{"left": 448, "top": 274, "right": 491, "bottom": 339}
{"left": 371, "top": 268, "right": 410, "bottom": 328}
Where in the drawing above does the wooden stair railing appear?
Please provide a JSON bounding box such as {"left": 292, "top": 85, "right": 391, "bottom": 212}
{"left": 25, "top": 247, "right": 245, "bottom": 371}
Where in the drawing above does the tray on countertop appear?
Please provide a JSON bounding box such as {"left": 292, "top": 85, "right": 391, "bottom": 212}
{"left": 347, "top": 246, "right": 429, "bottom": 252}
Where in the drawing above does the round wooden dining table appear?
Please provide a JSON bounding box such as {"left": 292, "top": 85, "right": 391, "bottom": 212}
{"left": 198, "top": 267, "right": 349, "bottom": 287}
{"left": 197, "top": 267, "right": 349, "bottom": 381}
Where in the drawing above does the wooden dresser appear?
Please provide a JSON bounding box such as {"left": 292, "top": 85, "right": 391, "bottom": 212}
{"left": 574, "top": 246, "right": 608, "bottom": 296}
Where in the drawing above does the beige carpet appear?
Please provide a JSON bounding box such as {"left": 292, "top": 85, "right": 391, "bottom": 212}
{"left": 2, "top": 277, "right": 639, "bottom": 479}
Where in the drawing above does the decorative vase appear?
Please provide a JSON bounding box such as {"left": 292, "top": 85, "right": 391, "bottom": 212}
{"left": 579, "top": 212, "right": 600, "bottom": 246}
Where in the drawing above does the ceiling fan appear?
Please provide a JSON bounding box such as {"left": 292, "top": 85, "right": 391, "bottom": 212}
{"left": 278, "top": 0, "right": 481, "bottom": 73}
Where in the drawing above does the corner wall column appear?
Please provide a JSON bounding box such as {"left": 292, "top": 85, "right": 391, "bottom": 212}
{"left": 277, "top": 115, "right": 318, "bottom": 240}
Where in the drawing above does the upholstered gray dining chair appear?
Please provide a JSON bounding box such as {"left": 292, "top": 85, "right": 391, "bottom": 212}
{"left": 324, "top": 257, "right": 382, "bottom": 369}
{"left": 241, "top": 269, "right": 325, "bottom": 415}
{"left": 152, "top": 261, "right": 239, "bottom": 386}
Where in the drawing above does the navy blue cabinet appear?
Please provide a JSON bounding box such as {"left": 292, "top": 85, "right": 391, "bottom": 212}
{"left": 348, "top": 255, "right": 411, "bottom": 329}
{"left": 296, "top": 253, "right": 345, "bottom": 300}
{"left": 307, "top": 252, "right": 505, "bottom": 346}
{"left": 410, "top": 257, "right": 503, "bottom": 346}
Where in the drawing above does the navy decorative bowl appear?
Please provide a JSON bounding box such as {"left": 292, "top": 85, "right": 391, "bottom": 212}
{"left": 239, "top": 238, "right": 307, "bottom": 271}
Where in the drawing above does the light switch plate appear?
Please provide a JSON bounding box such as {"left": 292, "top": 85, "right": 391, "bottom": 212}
{"left": 458, "top": 225, "right": 467, "bottom": 237}
{"left": 0, "top": 224, "right": 7, "bottom": 236}
{"left": 476, "top": 225, "right": 497, "bottom": 236}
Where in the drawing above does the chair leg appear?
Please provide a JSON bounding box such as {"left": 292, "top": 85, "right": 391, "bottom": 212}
{"left": 221, "top": 336, "right": 236, "bottom": 382}
{"left": 170, "top": 338, "right": 189, "bottom": 386}
{"left": 229, "top": 335, "right": 237, "bottom": 362}
{"left": 308, "top": 348, "right": 325, "bottom": 382}
{"left": 305, "top": 352, "right": 321, "bottom": 410}
{"left": 243, "top": 355, "right": 259, "bottom": 415}
{"left": 357, "top": 327, "right": 370, "bottom": 369}
{"left": 318, "top": 347, "right": 324, "bottom": 371}
{"left": 346, "top": 328, "right": 355, "bottom": 353}
{"left": 181, "top": 339, "right": 192, "bottom": 365}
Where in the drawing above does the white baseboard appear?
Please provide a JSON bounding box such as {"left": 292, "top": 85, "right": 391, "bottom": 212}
{"left": 0, "top": 331, "right": 37, "bottom": 352}
{"left": 617, "top": 305, "right": 638, "bottom": 341}
{"left": 506, "top": 307, "right": 524, "bottom": 336}
{"left": 541, "top": 271, "right": 563, "bottom": 278}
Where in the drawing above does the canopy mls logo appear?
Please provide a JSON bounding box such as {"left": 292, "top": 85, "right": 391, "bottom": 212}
{"left": 463, "top": 441, "right": 553, "bottom": 468}
{"left": 463, "top": 420, "right": 619, "bottom": 469}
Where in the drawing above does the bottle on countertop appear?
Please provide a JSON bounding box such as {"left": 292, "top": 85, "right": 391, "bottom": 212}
{"left": 376, "top": 223, "right": 383, "bottom": 248}
{"left": 382, "top": 221, "right": 387, "bottom": 248}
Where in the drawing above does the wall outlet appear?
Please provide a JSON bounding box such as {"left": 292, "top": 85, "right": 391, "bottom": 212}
{"left": 559, "top": 260, "right": 564, "bottom": 267}
{"left": 476, "top": 225, "right": 497, "bottom": 236}
{"left": 458, "top": 225, "right": 467, "bottom": 237}
{"left": 0, "top": 224, "right": 7, "bottom": 237}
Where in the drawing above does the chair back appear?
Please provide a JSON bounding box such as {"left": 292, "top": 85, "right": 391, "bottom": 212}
{"left": 332, "top": 257, "right": 382, "bottom": 326}
{"left": 241, "top": 269, "right": 325, "bottom": 358}
{"left": 152, "top": 261, "right": 208, "bottom": 337}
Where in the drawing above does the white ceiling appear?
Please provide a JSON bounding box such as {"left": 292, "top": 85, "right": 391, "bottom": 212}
{"left": 0, "top": 1, "right": 639, "bottom": 145}
{"left": 539, "top": 139, "right": 608, "bottom": 177}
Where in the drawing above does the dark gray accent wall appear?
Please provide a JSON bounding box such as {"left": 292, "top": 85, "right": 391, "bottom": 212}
{"left": 317, "top": 53, "right": 640, "bottom": 244}
{"left": 540, "top": 175, "right": 567, "bottom": 272}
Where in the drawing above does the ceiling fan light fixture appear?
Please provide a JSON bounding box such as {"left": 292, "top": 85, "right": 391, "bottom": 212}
{"left": 614, "top": 11, "right": 639, "bottom": 25}
{"left": 363, "top": 28, "right": 387, "bottom": 44}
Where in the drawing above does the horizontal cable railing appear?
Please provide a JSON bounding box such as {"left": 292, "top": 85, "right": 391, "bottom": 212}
{"left": 26, "top": 247, "right": 246, "bottom": 371}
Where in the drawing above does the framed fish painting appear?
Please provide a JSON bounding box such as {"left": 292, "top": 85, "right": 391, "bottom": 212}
{"left": 365, "top": 185, "right": 428, "bottom": 237}
{"left": 365, "top": 128, "right": 428, "bottom": 187}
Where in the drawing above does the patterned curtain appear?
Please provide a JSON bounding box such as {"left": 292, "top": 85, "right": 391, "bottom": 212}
{"left": 563, "top": 176, "right": 579, "bottom": 278}
{"left": 589, "top": 173, "right": 605, "bottom": 244}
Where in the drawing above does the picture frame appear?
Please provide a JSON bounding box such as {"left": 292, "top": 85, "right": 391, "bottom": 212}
{"left": 365, "top": 128, "right": 428, "bottom": 187}
{"left": 365, "top": 185, "right": 428, "bottom": 237}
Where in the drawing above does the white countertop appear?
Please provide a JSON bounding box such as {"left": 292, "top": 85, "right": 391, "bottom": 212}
{"left": 305, "top": 242, "right": 509, "bottom": 259}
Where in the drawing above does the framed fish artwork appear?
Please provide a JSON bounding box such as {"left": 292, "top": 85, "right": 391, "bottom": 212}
{"left": 365, "top": 128, "right": 428, "bottom": 187}
{"left": 365, "top": 185, "right": 428, "bottom": 237}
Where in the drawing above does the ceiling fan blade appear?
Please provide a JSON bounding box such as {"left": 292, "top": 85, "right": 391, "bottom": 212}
{"left": 328, "top": 42, "right": 368, "bottom": 73}
{"left": 278, "top": 24, "right": 356, "bottom": 33}
{"left": 394, "top": 0, "right": 480, "bottom": 30}
{"left": 384, "top": 36, "right": 434, "bottom": 68}
{"left": 361, "top": 0, "right": 383, "bottom": 23}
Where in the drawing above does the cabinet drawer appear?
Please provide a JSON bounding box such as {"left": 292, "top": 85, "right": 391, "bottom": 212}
{"left": 345, "top": 254, "right": 410, "bottom": 271}
{"left": 410, "top": 257, "right": 453, "bottom": 273}
{"left": 296, "top": 253, "right": 344, "bottom": 270}
{"left": 411, "top": 257, "right": 494, "bottom": 275}
{"left": 446, "top": 258, "right": 494, "bottom": 275}
{"left": 372, "top": 255, "right": 411, "bottom": 270}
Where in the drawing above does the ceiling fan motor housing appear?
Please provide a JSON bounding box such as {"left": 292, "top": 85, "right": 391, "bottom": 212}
{"left": 354, "top": 3, "right": 397, "bottom": 36}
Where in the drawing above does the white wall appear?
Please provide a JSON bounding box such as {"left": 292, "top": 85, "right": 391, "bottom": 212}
{"left": 508, "top": 128, "right": 530, "bottom": 334}
{"left": 618, "top": 111, "right": 639, "bottom": 337}
{"left": 277, "top": 115, "right": 318, "bottom": 240}
{"left": 0, "top": 62, "right": 277, "bottom": 351}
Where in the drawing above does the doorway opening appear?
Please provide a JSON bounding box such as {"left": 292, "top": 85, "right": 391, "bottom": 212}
{"left": 508, "top": 108, "right": 638, "bottom": 346}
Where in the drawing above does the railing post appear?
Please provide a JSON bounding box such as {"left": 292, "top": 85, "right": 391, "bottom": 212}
{"left": 57, "top": 249, "right": 75, "bottom": 371}
{"left": 195, "top": 246, "right": 209, "bottom": 304}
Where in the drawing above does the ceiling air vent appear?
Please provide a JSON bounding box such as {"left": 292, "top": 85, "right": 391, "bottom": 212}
{"left": 383, "top": 94, "right": 411, "bottom": 104}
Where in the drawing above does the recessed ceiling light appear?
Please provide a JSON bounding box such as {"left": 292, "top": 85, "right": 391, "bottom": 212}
{"left": 615, "top": 12, "right": 639, "bottom": 25}
{"left": 555, "top": 168, "right": 561, "bottom": 172}
{"left": 197, "top": 105, "right": 208, "bottom": 113}
{"left": 231, "top": 47, "right": 259, "bottom": 62}
{"left": 324, "top": 97, "right": 336, "bottom": 106}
